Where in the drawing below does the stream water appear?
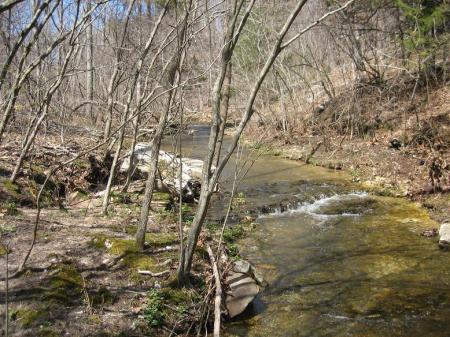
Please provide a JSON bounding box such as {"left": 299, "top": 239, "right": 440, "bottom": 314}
{"left": 167, "top": 126, "right": 450, "bottom": 337}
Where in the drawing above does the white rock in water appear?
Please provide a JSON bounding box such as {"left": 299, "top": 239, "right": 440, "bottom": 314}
{"left": 439, "top": 223, "right": 450, "bottom": 249}
{"left": 120, "top": 143, "right": 213, "bottom": 200}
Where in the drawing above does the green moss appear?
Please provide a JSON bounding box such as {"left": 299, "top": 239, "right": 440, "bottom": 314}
{"left": 72, "top": 159, "right": 90, "bottom": 170}
{"left": 124, "top": 225, "right": 137, "bottom": 235}
{"left": 109, "top": 238, "right": 138, "bottom": 255}
{"left": 153, "top": 192, "right": 171, "bottom": 201}
{"left": 38, "top": 327, "right": 59, "bottom": 337}
{"left": 161, "top": 288, "right": 190, "bottom": 304}
{"left": 247, "top": 142, "right": 281, "bottom": 156}
{"left": 11, "top": 307, "right": 43, "bottom": 328}
{"left": 0, "top": 223, "right": 16, "bottom": 235}
{"left": 145, "top": 232, "right": 177, "bottom": 247}
{"left": 89, "top": 234, "right": 138, "bottom": 255}
{"left": 3, "top": 201, "right": 20, "bottom": 215}
{"left": 3, "top": 179, "right": 20, "bottom": 194}
{"left": 111, "top": 191, "right": 132, "bottom": 204}
{"left": 0, "top": 245, "right": 6, "bottom": 256}
{"left": 155, "top": 209, "right": 177, "bottom": 223}
{"left": 42, "top": 263, "right": 83, "bottom": 305}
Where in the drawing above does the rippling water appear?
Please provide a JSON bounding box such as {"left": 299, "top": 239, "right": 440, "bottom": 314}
{"left": 167, "top": 126, "right": 450, "bottom": 337}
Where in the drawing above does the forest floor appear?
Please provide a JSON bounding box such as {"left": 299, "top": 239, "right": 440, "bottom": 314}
{"left": 0, "top": 138, "right": 252, "bottom": 337}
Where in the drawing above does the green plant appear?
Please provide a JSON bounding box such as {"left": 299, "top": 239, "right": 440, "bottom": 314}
{"left": 111, "top": 192, "right": 131, "bottom": 204}
{"left": 395, "top": 0, "right": 450, "bottom": 60}
{"left": 223, "top": 224, "right": 245, "bottom": 243}
{"left": 227, "top": 243, "right": 240, "bottom": 259}
{"left": 4, "top": 201, "right": 19, "bottom": 215}
{"left": 143, "top": 289, "right": 165, "bottom": 327}
{"left": 232, "top": 192, "right": 246, "bottom": 207}
{"left": 206, "top": 222, "right": 221, "bottom": 231}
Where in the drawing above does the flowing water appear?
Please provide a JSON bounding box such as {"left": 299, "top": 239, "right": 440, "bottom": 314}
{"left": 167, "top": 126, "right": 450, "bottom": 337}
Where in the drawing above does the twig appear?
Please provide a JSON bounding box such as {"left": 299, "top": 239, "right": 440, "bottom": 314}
{"left": 5, "top": 242, "right": 9, "bottom": 337}
{"left": 137, "top": 269, "right": 170, "bottom": 277}
{"left": 206, "top": 244, "right": 222, "bottom": 337}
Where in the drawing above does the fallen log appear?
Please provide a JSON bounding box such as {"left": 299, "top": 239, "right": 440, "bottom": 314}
{"left": 207, "top": 244, "right": 222, "bottom": 337}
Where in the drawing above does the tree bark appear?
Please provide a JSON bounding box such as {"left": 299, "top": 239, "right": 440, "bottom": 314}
{"left": 136, "top": 0, "right": 192, "bottom": 250}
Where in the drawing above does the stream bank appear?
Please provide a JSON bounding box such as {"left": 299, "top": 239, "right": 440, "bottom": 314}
{"left": 239, "top": 130, "right": 449, "bottom": 226}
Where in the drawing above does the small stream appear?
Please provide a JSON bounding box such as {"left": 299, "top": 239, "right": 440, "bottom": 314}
{"left": 167, "top": 126, "right": 450, "bottom": 337}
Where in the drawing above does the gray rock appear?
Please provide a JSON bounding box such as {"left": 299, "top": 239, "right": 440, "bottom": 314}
{"left": 225, "top": 271, "right": 260, "bottom": 318}
{"left": 439, "top": 223, "right": 450, "bottom": 249}
{"left": 233, "top": 259, "right": 265, "bottom": 285}
{"left": 225, "top": 260, "right": 263, "bottom": 318}
{"left": 233, "top": 260, "right": 252, "bottom": 274}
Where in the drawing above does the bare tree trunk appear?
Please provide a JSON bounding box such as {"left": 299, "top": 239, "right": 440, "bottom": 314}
{"left": 181, "top": 0, "right": 256, "bottom": 283}
{"left": 136, "top": 0, "right": 192, "bottom": 250}
{"left": 176, "top": 99, "right": 185, "bottom": 285}
{"left": 85, "top": 0, "right": 94, "bottom": 122}
{"left": 102, "top": 0, "right": 167, "bottom": 214}
{"left": 214, "top": 62, "right": 232, "bottom": 167}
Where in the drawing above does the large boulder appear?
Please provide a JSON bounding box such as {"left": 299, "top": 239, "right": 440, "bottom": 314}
{"left": 439, "top": 223, "right": 450, "bottom": 249}
{"left": 120, "top": 143, "right": 210, "bottom": 201}
{"left": 225, "top": 260, "right": 263, "bottom": 318}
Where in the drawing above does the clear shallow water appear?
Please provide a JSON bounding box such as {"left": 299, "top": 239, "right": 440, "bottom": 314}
{"left": 225, "top": 161, "right": 450, "bottom": 337}
{"left": 167, "top": 126, "right": 450, "bottom": 337}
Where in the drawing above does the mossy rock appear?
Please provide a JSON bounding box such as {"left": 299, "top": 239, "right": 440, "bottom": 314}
{"left": 0, "top": 178, "right": 31, "bottom": 206}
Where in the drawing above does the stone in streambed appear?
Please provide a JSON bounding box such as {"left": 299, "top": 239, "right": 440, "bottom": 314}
{"left": 225, "top": 260, "right": 263, "bottom": 318}
{"left": 439, "top": 223, "right": 450, "bottom": 249}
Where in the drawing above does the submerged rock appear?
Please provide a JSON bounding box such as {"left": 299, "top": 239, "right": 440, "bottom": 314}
{"left": 225, "top": 260, "right": 263, "bottom": 318}
{"left": 120, "top": 143, "right": 211, "bottom": 201}
{"left": 439, "top": 223, "right": 450, "bottom": 249}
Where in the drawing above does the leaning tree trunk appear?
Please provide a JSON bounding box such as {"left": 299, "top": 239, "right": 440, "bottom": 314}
{"left": 135, "top": 0, "right": 192, "bottom": 250}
